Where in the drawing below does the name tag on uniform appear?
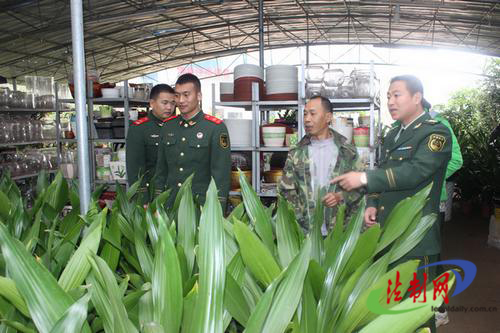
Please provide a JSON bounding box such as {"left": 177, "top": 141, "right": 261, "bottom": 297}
{"left": 397, "top": 146, "right": 412, "bottom": 151}
{"left": 150, "top": 134, "right": 159, "bottom": 138}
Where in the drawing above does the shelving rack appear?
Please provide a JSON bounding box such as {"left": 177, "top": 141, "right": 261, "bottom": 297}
{"left": 213, "top": 65, "right": 380, "bottom": 198}
{"left": 213, "top": 81, "right": 305, "bottom": 198}
{"left": 329, "top": 97, "right": 381, "bottom": 170}
{"left": 58, "top": 79, "right": 149, "bottom": 187}
{"left": 0, "top": 82, "right": 63, "bottom": 182}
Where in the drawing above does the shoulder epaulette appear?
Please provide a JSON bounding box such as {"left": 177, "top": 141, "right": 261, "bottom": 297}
{"left": 132, "top": 117, "right": 149, "bottom": 126}
{"left": 163, "top": 115, "right": 179, "bottom": 123}
{"left": 204, "top": 114, "right": 223, "bottom": 124}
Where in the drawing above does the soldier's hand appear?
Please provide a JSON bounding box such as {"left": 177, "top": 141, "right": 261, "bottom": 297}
{"left": 323, "top": 192, "right": 343, "bottom": 208}
{"left": 364, "top": 207, "right": 378, "bottom": 227}
{"left": 331, "top": 171, "right": 364, "bottom": 191}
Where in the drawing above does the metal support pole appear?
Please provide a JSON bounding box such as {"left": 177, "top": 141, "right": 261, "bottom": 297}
{"left": 306, "top": 14, "right": 310, "bottom": 66}
{"left": 258, "top": 0, "right": 264, "bottom": 68}
{"left": 70, "top": 0, "right": 90, "bottom": 214}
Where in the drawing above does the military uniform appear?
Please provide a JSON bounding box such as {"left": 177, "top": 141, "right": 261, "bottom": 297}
{"left": 126, "top": 111, "right": 166, "bottom": 203}
{"left": 366, "top": 112, "right": 452, "bottom": 256}
{"left": 155, "top": 111, "right": 231, "bottom": 207}
{"left": 279, "top": 129, "right": 365, "bottom": 232}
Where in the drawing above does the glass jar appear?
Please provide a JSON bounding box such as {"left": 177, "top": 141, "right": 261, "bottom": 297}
{"left": 323, "top": 69, "right": 345, "bottom": 87}
{"left": 0, "top": 87, "right": 10, "bottom": 108}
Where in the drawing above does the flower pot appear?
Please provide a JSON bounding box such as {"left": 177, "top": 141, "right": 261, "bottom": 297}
{"left": 262, "top": 126, "right": 286, "bottom": 147}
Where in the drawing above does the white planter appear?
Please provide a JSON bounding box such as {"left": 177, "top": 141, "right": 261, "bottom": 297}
{"left": 262, "top": 126, "right": 286, "bottom": 147}
{"left": 224, "top": 119, "right": 252, "bottom": 147}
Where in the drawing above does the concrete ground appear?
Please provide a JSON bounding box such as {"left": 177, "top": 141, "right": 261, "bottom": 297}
{"left": 439, "top": 210, "right": 500, "bottom": 333}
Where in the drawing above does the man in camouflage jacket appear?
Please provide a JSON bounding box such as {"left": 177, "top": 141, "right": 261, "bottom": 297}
{"left": 278, "top": 96, "right": 364, "bottom": 232}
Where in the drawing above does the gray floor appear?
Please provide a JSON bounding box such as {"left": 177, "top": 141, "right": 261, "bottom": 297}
{"left": 439, "top": 211, "right": 500, "bottom": 333}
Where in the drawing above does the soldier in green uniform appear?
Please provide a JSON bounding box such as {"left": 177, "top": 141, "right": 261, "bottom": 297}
{"left": 126, "top": 84, "right": 176, "bottom": 203}
{"left": 332, "top": 75, "right": 451, "bottom": 333}
{"left": 155, "top": 73, "right": 231, "bottom": 208}
{"left": 278, "top": 96, "right": 364, "bottom": 233}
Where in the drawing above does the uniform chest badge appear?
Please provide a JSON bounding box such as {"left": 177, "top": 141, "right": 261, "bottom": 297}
{"left": 197, "top": 132, "right": 203, "bottom": 139}
{"left": 428, "top": 134, "right": 446, "bottom": 152}
{"left": 220, "top": 133, "right": 229, "bottom": 148}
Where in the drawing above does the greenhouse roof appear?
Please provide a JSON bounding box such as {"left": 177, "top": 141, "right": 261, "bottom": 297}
{"left": 0, "top": 0, "right": 498, "bottom": 82}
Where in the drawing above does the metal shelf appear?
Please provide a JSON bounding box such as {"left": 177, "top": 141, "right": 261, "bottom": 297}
{"left": 258, "top": 101, "right": 300, "bottom": 110}
{"left": 259, "top": 191, "right": 278, "bottom": 198}
{"left": 0, "top": 108, "right": 57, "bottom": 112}
{"left": 92, "top": 139, "right": 126, "bottom": 143}
{"left": 60, "top": 138, "right": 77, "bottom": 143}
{"left": 214, "top": 101, "right": 252, "bottom": 109}
{"left": 231, "top": 146, "right": 254, "bottom": 151}
{"left": 329, "top": 98, "right": 380, "bottom": 111}
{"left": 0, "top": 140, "right": 57, "bottom": 147}
{"left": 60, "top": 98, "right": 149, "bottom": 107}
{"left": 258, "top": 146, "right": 290, "bottom": 152}
{"left": 95, "top": 179, "right": 127, "bottom": 185}
{"left": 11, "top": 170, "right": 57, "bottom": 181}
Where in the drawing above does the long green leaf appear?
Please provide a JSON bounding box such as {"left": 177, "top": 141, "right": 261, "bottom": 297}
{"left": 338, "top": 259, "right": 420, "bottom": 332}
{"left": 342, "top": 225, "right": 381, "bottom": 278}
{"left": 375, "top": 184, "right": 431, "bottom": 254}
{"left": 151, "top": 221, "right": 183, "bottom": 333}
{"left": 87, "top": 254, "right": 138, "bottom": 333}
{"left": 224, "top": 272, "right": 251, "bottom": 326}
{"left": 138, "top": 290, "right": 154, "bottom": 329}
{"left": 49, "top": 294, "right": 90, "bottom": 333}
{"left": 276, "top": 196, "right": 300, "bottom": 267}
{"left": 389, "top": 214, "right": 437, "bottom": 263}
{"left": 58, "top": 210, "right": 105, "bottom": 291}
{"left": 359, "top": 272, "right": 455, "bottom": 333}
{"left": 192, "top": 180, "right": 226, "bottom": 333}
{"left": 0, "top": 191, "right": 11, "bottom": 220}
{"left": 0, "top": 276, "right": 29, "bottom": 317}
{"left": 233, "top": 220, "right": 281, "bottom": 287}
{"left": 238, "top": 170, "right": 275, "bottom": 253}
{"left": 0, "top": 224, "right": 74, "bottom": 333}
{"left": 43, "top": 172, "right": 69, "bottom": 213}
{"left": 317, "top": 199, "right": 365, "bottom": 333}
{"left": 0, "top": 320, "right": 35, "bottom": 333}
{"left": 177, "top": 176, "right": 197, "bottom": 276}
{"left": 260, "top": 238, "right": 312, "bottom": 333}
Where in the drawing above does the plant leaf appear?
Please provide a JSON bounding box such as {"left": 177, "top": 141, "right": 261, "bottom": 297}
{"left": 233, "top": 220, "right": 281, "bottom": 287}
{"left": 58, "top": 209, "right": 105, "bottom": 291}
{"left": 192, "top": 180, "right": 226, "bottom": 333}
{"left": 0, "top": 224, "right": 74, "bottom": 333}
{"left": 238, "top": 170, "right": 275, "bottom": 253}
{"left": 151, "top": 220, "right": 183, "bottom": 332}
{"left": 49, "top": 294, "right": 90, "bottom": 333}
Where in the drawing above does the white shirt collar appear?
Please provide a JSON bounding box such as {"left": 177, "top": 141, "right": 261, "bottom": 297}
{"left": 402, "top": 111, "right": 425, "bottom": 130}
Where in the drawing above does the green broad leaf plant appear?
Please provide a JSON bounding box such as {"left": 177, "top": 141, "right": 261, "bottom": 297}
{"left": 0, "top": 171, "right": 453, "bottom": 333}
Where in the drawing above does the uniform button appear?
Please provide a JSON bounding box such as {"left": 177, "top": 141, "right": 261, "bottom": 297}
{"left": 197, "top": 144, "right": 200, "bottom": 148}
{"left": 182, "top": 137, "right": 186, "bottom": 142}
{"left": 180, "top": 152, "right": 184, "bottom": 156}
{"left": 177, "top": 183, "right": 182, "bottom": 187}
{"left": 179, "top": 167, "right": 183, "bottom": 171}
{"left": 184, "top": 123, "right": 188, "bottom": 128}
{"left": 380, "top": 206, "right": 385, "bottom": 211}
{"left": 399, "top": 157, "right": 403, "bottom": 160}
{"left": 155, "top": 142, "right": 159, "bottom": 146}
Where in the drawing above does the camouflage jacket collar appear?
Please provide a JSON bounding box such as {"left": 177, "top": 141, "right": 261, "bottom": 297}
{"left": 296, "top": 128, "right": 357, "bottom": 159}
